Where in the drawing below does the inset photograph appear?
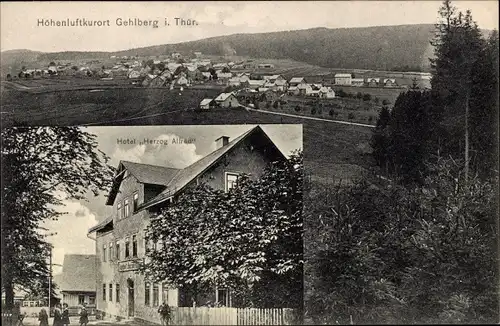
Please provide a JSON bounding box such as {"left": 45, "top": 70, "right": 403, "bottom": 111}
{"left": 1, "top": 124, "right": 303, "bottom": 325}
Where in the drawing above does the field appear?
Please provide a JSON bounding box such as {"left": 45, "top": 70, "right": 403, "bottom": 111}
{"left": 1, "top": 87, "right": 374, "bottom": 183}
{"left": 259, "top": 95, "right": 381, "bottom": 126}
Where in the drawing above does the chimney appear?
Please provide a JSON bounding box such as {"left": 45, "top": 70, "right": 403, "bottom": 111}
{"left": 215, "top": 136, "right": 229, "bottom": 149}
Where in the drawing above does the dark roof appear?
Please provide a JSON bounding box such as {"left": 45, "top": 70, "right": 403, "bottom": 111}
{"left": 105, "top": 161, "right": 179, "bottom": 205}
{"left": 54, "top": 255, "right": 97, "bottom": 293}
{"left": 87, "top": 216, "right": 113, "bottom": 234}
{"left": 140, "top": 125, "right": 285, "bottom": 209}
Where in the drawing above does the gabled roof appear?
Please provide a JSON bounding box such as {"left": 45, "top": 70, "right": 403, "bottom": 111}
{"left": 140, "top": 126, "right": 285, "bottom": 210}
{"left": 215, "top": 93, "right": 235, "bottom": 102}
{"left": 54, "top": 255, "right": 96, "bottom": 293}
{"left": 105, "top": 161, "right": 179, "bottom": 205}
{"left": 289, "top": 77, "right": 305, "bottom": 84}
{"left": 200, "top": 98, "right": 214, "bottom": 106}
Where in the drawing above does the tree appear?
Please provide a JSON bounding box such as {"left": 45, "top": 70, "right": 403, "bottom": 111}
{"left": 430, "top": 0, "right": 492, "bottom": 181}
{"left": 348, "top": 112, "right": 355, "bottom": 120}
{"left": 305, "top": 156, "right": 498, "bottom": 324}
{"left": 371, "top": 90, "right": 439, "bottom": 184}
{"left": 1, "top": 127, "right": 115, "bottom": 309}
{"left": 222, "top": 66, "right": 231, "bottom": 73}
{"left": 48, "top": 62, "right": 56, "bottom": 67}
{"left": 140, "top": 152, "right": 303, "bottom": 308}
{"left": 362, "top": 93, "right": 372, "bottom": 101}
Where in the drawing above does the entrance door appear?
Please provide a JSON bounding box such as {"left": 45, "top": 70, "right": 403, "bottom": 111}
{"left": 127, "top": 279, "right": 134, "bottom": 317}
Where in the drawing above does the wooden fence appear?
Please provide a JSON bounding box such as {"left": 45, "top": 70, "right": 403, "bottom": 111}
{"left": 167, "top": 307, "right": 297, "bottom": 325}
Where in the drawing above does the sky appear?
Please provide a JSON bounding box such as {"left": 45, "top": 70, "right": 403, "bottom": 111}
{"left": 43, "top": 124, "right": 303, "bottom": 274}
{"left": 1, "top": 1, "right": 498, "bottom": 53}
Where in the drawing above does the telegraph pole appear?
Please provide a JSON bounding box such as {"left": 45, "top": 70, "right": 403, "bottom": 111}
{"left": 48, "top": 245, "right": 52, "bottom": 309}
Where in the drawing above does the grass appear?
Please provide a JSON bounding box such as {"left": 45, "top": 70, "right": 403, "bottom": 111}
{"left": 1, "top": 87, "right": 374, "bottom": 182}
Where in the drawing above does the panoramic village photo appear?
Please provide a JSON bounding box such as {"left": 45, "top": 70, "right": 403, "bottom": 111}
{"left": 1, "top": 0, "right": 499, "bottom": 325}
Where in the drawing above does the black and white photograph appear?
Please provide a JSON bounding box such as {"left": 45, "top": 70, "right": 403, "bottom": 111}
{"left": 1, "top": 1, "right": 499, "bottom": 325}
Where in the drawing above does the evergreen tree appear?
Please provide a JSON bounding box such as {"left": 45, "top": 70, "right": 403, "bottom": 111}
{"left": 430, "top": 0, "right": 495, "bottom": 180}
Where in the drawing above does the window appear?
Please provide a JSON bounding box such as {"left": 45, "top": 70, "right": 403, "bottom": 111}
{"left": 117, "top": 202, "right": 122, "bottom": 220}
{"left": 125, "top": 237, "right": 130, "bottom": 258}
{"left": 103, "top": 244, "right": 107, "bottom": 262}
{"left": 103, "top": 284, "right": 106, "bottom": 301}
{"left": 133, "top": 193, "right": 139, "bottom": 212}
{"left": 216, "top": 288, "right": 231, "bottom": 307}
{"left": 145, "top": 282, "right": 151, "bottom": 306}
{"left": 132, "top": 235, "right": 138, "bottom": 257}
{"left": 109, "top": 242, "right": 113, "bottom": 261}
{"left": 109, "top": 284, "right": 113, "bottom": 301}
{"left": 225, "top": 173, "right": 239, "bottom": 192}
{"left": 115, "top": 240, "right": 120, "bottom": 260}
{"left": 153, "top": 283, "right": 159, "bottom": 307}
{"left": 124, "top": 199, "right": 130, "bottom": 218}
{"left": 162, "top": 283, "right": 169, "bottom": 305}
{"left": 78, "top": 295, "right": 85, "bottom": 305}
{"left": 89, "top": 296, "right": 95, "bottom": 305}
{"left": 116, "top": 284, "right": 120, "bottom": 303}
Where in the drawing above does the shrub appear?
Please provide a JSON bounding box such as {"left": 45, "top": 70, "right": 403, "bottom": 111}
{"left": 348, "top": 113, "right": 355, "bottom": 120}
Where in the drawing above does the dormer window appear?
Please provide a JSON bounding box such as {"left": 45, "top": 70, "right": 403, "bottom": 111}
{"left": 225, "top": 172, "right": 239, "bottom": 192}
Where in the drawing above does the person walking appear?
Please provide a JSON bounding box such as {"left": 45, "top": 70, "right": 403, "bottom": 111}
{"left": 79, "top": 303, "right": 89, "bottom": 326}
{"left": 157, "top": 301, "right": 172, "bottom": 326}
{"left": 61, "top": 303, "right": 70, "bottom": 326}
{"left": 53, "top": 304, "right": 63, "bottom": 326}
{"left": 38, "top": 308, "right": 49, "bottom": 326}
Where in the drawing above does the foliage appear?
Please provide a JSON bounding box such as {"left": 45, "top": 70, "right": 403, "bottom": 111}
{"left": 305, "top": 157, "right": 498, "bottom": 324}
{"left": 430, "top": 0, "right": 498, "bottom": 178}
{"left": 1, "top": 127, "right": 115, "bottom": 309}
{"left": 140, "top": 151, "right": 303, "bottom": 308}
{"left": 371, "top": 90, "right": 440, "bottom": 184}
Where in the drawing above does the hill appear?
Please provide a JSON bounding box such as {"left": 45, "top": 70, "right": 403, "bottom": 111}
{"left": 114, "top": 24, "right": 437, "bottom": 72}
{"left": 1, "top": 25, "right": 439, "bottom": 73}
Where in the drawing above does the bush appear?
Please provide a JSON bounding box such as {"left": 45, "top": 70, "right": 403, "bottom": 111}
{"left": 329, "top": 109, "right": 335, "bottom": 117}
{"left": 311, "top": 107, "right": 317, "bottom": 115}
{"left": 294, "top": 105, "right": 301, "bottom": 112}
{"left": 382, "top": 99, "right": 390, "bottom": 106}
{"left": 348, "top": 112, "right": 355, "bottom": 120}
{"left": 356, "top": 92, "right": 363, "bottom": 99}
{"left": 363, "top": 93, "right": 372, "bottom": 101}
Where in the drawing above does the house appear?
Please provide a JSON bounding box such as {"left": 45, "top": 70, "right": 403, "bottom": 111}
{"left": 128, "top": 70, "right": 141, "bottom": 79}
{"left": 214, "top": 92, "right": 239, "bottom": 108}
{"left": 194, "top": 51, "right": 202, "bottom": 58}
{"left": 141, "top": 74, "right": 156, "bottom": 87}
{"left": 247, "top": 79, "right": 266, "bottom": 90}
{"left": 257, "top": 63, "right": 275, "bottom": 69}
{"left": 53, "top": 254, "right": 97, "bottom": 308}
{"left": 171, "top": 52, "right": 181, "bottom": 59}
{"left": 287, "top": 86, "right": 299, "bottom": 96}
{"left": 351, "top": 78, "right": 365, "bottom": 86}
{"left": 334, "top": 73, "right": 352, "bottom": 85}
{"left": 319, "top": 86, "right": 335, "bottom": 99}
{"left": 149, "top": 76, "right": 168, "bottom": 88}
{"left": 383, "top": 78, "right": 397, "bottom": 87}
{"left": 307, "top": 90, "right": 321, "bottom": 97}
{"left": 48, "top": 65, "right": 58, "bottom": 75}
{"left": 297, "top": 83, "right": 313, "bottom": 96}
{"left": 216, "top": 71, "right": 232, "bottom": 81}
{"left": 87, "top": 126, "right": 287, "bottom": 323}
{"left": 160, "top": 69, "right": 172, "bottom": 80}
{"left": 201, "top": 72, "right": 212, "bottom": 80}
{"left": 288, "top": 77, "right": 307, "bottom": 87}
{"left": 199, "top": 98, "right": 215, "bottom": 110}
{"left": 228, "top": 77, "right": 242, "bottom": 87}
{"left": 366, "top": 77, "right": 381, "bottom": 87}
{"left": 176, "top": 75, "right": 189, "bottom": 86}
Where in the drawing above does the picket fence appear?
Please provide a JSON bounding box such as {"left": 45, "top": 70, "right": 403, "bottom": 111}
{"left": 167, "top": 307, "right": 297, "bottom": 325}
